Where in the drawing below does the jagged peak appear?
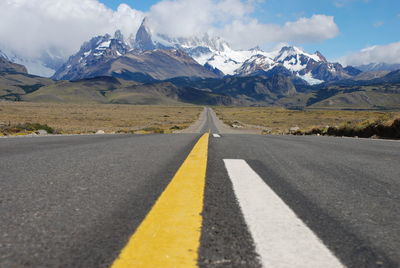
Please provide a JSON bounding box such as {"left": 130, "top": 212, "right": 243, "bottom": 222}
{"left": 249, "top": 46, "right": 263, "bottom": 52}
{"left": 278, "top": 46, "right": 304, "bottom": 54}
{"left": 137, "top": 17, "right": 152, "bottom": 36}
{"left": 172, "top": 33, "right": 230, "bottom": 52}
{"left": 141, "top": 17, "right": 150, "bottom": 28}
{"left": 274, "top": 45, "right": 323, "bottom": 63}
{"left": 114, "top": 30, "right": 124, "bottom": 42}
{"left": 315, "top": 51, "right": 327, "bottom": 62}
{"left": 135, "top": 17, "right": 155, "bottom": 51}
{"left": 0, "top": 50, "right": 9, "bottom": 60}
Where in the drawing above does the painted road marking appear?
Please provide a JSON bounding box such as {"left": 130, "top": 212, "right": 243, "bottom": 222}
{"left": 111, "top": 134, "right": 209, "bottom": 268}
{"left": 223, "top": 159, "right": 343, "bottom": 268}
{"left": 213, "top": 134, "right": 221, "bottom": 138}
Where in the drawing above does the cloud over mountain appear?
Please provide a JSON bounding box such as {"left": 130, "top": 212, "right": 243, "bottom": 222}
{"left": 0, "top": 0, "right": 339, "bottom": 60}
{"left": 342, "top": 42, "right": 400, "bottom": 66}
{"left": 218, "top": 15, "right": 339, "bottom": 50}
{"left": 147, "top": 0, "right": 339, "bottom": 49}
{"left": 0, "top": 0, "right": 144, "bottom": 59}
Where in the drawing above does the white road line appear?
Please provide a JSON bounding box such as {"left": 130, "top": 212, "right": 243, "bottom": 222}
{"left": 223, "top": 159, "right": 343, "bottom": 268}
{"left": 213, "top": 134, "right": 221, "bottom": 138}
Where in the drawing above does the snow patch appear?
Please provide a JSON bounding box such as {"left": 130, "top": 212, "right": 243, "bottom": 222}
{"left": 298, "top": 72, "right": 324, "bottom": 85}
{"left": 193, "top": 45, "right": 277, "bottom": 75}
{"left": 97, "top": 41, "right": 111, "bottom": 49}
{"left": 283, "top": 55, "right": 304, "bottom": 72}
{"left": 83, "top": 50, "right": 91, "bottom": 57}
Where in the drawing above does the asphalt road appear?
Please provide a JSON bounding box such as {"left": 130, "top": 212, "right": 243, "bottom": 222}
{"left": 1, "top": 108, "right": 399, "bottom": 267}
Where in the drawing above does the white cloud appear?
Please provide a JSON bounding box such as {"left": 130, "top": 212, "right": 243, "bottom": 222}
{"left": 217, "top": 15, "right": 339, "bottom": 49}
{"left": 341, "top": 42, "right": 400, "bottom": 66}
{"left": 0, "top": 0, "right": 339, "bottom": 71}
{"left": 0, "top": 0, "right": 144, "bottom": 59}
{"left": 147, "top": 0, "right": 254, "bottom": 37}
{"left": 147, "top": 0, "right": 339, "bottom": 50}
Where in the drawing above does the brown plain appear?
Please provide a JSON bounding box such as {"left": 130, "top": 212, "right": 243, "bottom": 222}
{"left": 0, "top": 102, "right": 202, "bottom": 134}
{"left": 214, "top": 107, "right": 400, "bottom": 134}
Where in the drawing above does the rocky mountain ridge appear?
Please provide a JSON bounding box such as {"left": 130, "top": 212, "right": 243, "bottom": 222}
{"left": 356, "top": 63, "right": 400, "bottom": 72}
{"left": 0, "top": 51, "right": 28, "bottom": 73}
{"left": 2, "top": 16, "right": 400, "bottom": 82}
{"left": 51, "top": 17, "right": 364, "bottom": 84}
{"left": 52, "top": 30, "right": 218, "bottom": 81}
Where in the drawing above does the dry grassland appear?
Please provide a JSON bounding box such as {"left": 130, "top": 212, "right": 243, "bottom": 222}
{"left": 0, "top": 102, "right": 202, "bottom": 135}
{"left": 214, "top": 107, "right": 400, "bottom": 134}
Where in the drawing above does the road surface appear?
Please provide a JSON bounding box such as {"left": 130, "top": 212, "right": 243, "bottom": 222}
{"left": 1, "top": 107, "right": 399, "bottom": 267}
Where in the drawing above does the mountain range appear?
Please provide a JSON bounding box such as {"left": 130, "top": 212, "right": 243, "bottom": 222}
{"left": 51, "top": 18, "right": 362, "bottom": 85}
{"left": 1, "top": 17, "right": 399, "bottom": 81}
{"left": 2, "top": 17, "right": 399, "bottom": 84}
{"left": 1, "top": 17, "right": 400, "bottom": 109}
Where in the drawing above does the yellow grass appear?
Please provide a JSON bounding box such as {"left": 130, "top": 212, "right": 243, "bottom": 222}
{"left": 0, "top": 102, "right": 202, "bottom": 134}
{"left": 214, "top": 107, "right": 400, "bottom": 134}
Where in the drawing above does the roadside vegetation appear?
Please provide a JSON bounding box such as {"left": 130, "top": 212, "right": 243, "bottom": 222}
{"left": 0, "top": 102, "right": 202, "bottom": 136}
{"left": 0, "top": 122, "right": 56, "bottom": 136}
{"left": 214, "top": 107, "right": 400, "bottom": 139}
{"left": 293, "top": 118, "right": 400, "bottom": 139}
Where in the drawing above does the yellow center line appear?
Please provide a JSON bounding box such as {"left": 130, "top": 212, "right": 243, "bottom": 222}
{"left": 111, "top": 133, "right": 210, "bottom": 268}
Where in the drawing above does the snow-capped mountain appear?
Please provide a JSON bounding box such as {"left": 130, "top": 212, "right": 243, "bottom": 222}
{"left": 235, "top": 46, "right": 359, "bottom": 84}
{"left": 52, "top": 28, "right": 218, "bottom": 81}
{"left": 0, "top": 50, "right": 8, "bottom": 60}
{"left": 127, "top": 18, "right": 268, "bottom": 76}
{"left": 52, "top": 17, "right": 361, "bottom": 84}
{"left": 0, "top": 50, "right": 28, "bottom": 73}
{"left": 129, "top": 18, "right": 360, "bottom": 84}
{"left": 356, "top": 63, "right": 400, "bottom": 72}
{"left": 52, "top": 30, "right": 131, "bottom": 80}
{"left": 0, "top": 46, "right": 65, "bottom": 77}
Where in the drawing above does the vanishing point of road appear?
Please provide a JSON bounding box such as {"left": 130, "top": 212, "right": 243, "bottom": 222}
{"left": 1, "top": 108, "right": 399, "bottom": 267}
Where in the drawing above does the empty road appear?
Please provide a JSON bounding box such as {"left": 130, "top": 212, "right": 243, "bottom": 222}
{"left": 1, "top": 108, "right": 399, "bottom": 267}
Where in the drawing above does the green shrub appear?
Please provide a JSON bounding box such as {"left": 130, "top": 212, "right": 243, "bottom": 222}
{"left": 0, "top": 122, "right": 55, "bottom": 135}
{"left": 141, "top": 127, "right": 164, "bottom": 134}
{"left": 170, "top": 125, "right": 181, "bottom": 130}
{"left": 298, "top": 118, "right": 400, "bottom": 139}
{"left": 16, "top": 123, "right": 55, "bottom": 134}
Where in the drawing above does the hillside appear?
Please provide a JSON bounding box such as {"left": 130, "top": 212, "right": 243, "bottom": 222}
{"left": 0, "top": 54, "right": 28, "bottom": 74}
{"left": 0, "top": 72, "right": 54, "bottom": 101}
{"left": 1, "top": 56, "right": 400, "bottom": 109}
{"left": 21, "top": 76, "right": 231, "bottom": 105}
{"left": 307, "top": 84, "right": 400, "bottom": 110}
{"left": 275, "top": 69, "right": 400, "bottom": 109}
{"left": 165, "top": 74, "right": 297, "bottom": 105}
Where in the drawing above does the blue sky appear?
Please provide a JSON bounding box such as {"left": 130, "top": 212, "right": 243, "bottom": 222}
{"left": 99, "top": 0, "right": 400, "bottom": 61}
{"left": 2, "top": 0, "right": 398, "bottom": 67}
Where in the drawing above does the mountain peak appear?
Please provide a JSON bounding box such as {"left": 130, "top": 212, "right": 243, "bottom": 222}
{"left": 249, "top": 46, "right": 263, "bottom": 52}
{"left": 0, "top": 53, "right": 28, "bottom": 73}
{"left": 279, "top": 46, "right": 304, "bottom": 54}
{"left": 135, "top": 17, "right": 155, "bottom": 51}
{"left": 0, "top": 50, "right": 9, "bottom": 60}
{"left": 141, "top": 17, "right": 150, "bottom": 28}
{"left": 114, "top": 30, "right": 124, "bottom": 42}
{"left": 315, "top": 51, "right": 327, "bottom": 62}
{"left": 274, "top": 46, "right": 303, "bottom": 62}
